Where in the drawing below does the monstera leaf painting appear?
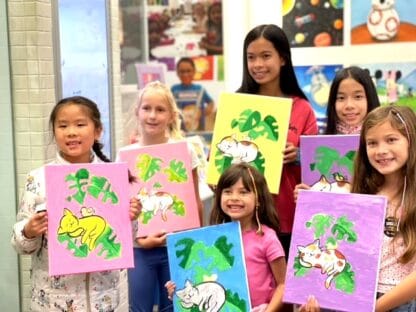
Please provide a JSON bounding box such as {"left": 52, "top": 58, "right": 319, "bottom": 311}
{"left": 166, "top": 222, "right": 251, "bottom": 312}
{"left": 207, "top": 93, "right": 292, "bottom": 194}
{"left": 45, "top": 163, "right": 133, "bottom": 275}
{"left": 284, "top": 191, "right": 386, "bottom": 311}
{"left": 118, "top": 141, "right": 200, "bottom": 237}
{"left": 300, "top": 135, "right": 360, "bottom": 194}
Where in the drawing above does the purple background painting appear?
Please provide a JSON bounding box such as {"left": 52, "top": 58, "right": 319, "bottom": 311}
{"left": 283, "top": 191, "right": 387, "bottom": 312}
{"left": 284, "top": 191, "right": 386, "bottom": 311}
{"left": 300, "top": 134, "right": 360, "bottom": 186}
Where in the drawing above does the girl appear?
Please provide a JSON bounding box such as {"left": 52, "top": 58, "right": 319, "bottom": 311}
{"left": 199, "top": 2, "right": 223, "bottom": 55}
{"left": 118, "top": 81, "right": 203, "bottom": 312}
{"left": 352, "top": 105, "right": 416, "bottom": 311}
{"left": 325, "top": 66, "right": 380, "bottom": 135}
{"left": 294, "top": 66, "right": 380, "bottom": 199}
{"left": 237, "top": 24, "right": 318, "bottom": 256}
{"left": 11, "top": 96, "right": 140, "bottom": 311}
{"left": 167, "top": 163, "right": 286, "bottom": 312}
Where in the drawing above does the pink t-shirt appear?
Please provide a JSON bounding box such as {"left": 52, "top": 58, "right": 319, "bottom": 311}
{"left": 242, "top": 225, "right": 285, "bottom": 307}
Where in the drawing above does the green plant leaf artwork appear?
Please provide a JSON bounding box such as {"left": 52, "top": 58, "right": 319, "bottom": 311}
{"left": 163, "top": 160, "right": 188, "bottom": 183}
{"left": 136, "top": 153, "right": 162, "bottom": 182}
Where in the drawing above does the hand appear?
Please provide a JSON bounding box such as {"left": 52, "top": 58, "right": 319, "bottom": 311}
{"left": 129, "top": 197, "right": 142, "bottom": 220}
{"left": 299, "top": 295, "right": 320, "bottom": 312}
{"left": 294, "top": 183, "right": 311, "bottom": 202}
{"left": 136, "top": 231, "right": 167, "bottom": 248}
{"left": 24, "top": 211, "right": 48, "bottom": 238}
{"left": 283, "top": 142, "right": 298, "bottom": 164}
{"left": 165, "top": 280, "right": 176, "bottom": 300}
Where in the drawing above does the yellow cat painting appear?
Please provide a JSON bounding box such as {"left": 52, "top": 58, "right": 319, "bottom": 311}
{"left": 58, "top": 208, "right": 107, "bottom": 251}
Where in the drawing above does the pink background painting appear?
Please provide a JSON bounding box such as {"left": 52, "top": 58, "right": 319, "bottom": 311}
{"left": 45, "top": 163, "right": 133, "bottom": 276}
{"left": 118, "top": 141, "right": 200, "bottom": 237}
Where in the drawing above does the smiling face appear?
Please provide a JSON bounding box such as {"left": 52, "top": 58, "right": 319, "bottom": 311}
{"left": 54, "top": 104, "right": 101, "bottom": 163}
{"left": 246, "top": 37, "right": 285, "bottom": 90}
{"left": 365, "top": 120, "right": 409, "bottom": 181}
{"left": 335, "top": 78, "right": 368, "bottom": 127}
{"left": 137, "top": 90, "right": 174, "bottom": 142}
{"left": 220, "top": 178, "right": 256, "bottom": 229}
{"left": 177, "top": 61, "right": 195, "bottom": 86}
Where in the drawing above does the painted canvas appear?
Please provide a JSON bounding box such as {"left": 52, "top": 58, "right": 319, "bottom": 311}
{"left": 284, "top": 191, "right": 386, "bottom": 311}
{"left": 282, "top": 0, "right": 344, "bottom": 48}
{"left": 135, "top": 62, "right": 166, "bottom": 89}
{"left": 300, "top": 134, "right": 360, "bottom": 193}
{"left": 166, "top": 222, "right": 251, "bottom": 311}
{"left": 294, "top": 65, "right": 343, "bottom": 133}
{"left": 118, "top": 141, "right": 200, "bottom": 237}
{"left": 351, "top": 1, "right": 416, "bottom": 44}
{"left": 45, "top": 162, "right": 133, "bottom": 276}
{"left": 206, "top": 92, "right": 292, "bottom": 193}
{"left": 357, "top": 62, "right": 416, "bottom": 110}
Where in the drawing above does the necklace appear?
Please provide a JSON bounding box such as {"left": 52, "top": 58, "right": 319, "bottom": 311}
{"left": 383, "top": 198, "right": 402, "bottom": 238}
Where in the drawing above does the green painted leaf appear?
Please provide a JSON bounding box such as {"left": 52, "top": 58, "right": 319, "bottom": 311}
{"left": 331, "top": 216, "right": 358, "bottom": 243}
{"left": 136, "top": 154, "right": 162, "bottom": 182}
{"left": 58, "top": 233, "right": 89, "bottom": 258}
{"left": 163, "top": 160, "right": 188, "bottom": 183}
{"left": 293, "top": 256, "right": 311, "bottom": 277}
{"left": 334, "top": 263, "right": 356, "bottom": 294}
{"left": 172, "top": 195, "right": 185, "bottom": 216}
{"left": 175, "top": 238, "right": 195, "bottom": 268}
{"left": 312, "top": 146, "right": 341, "bottom": 176}
{"left": 214, "top": 236, "right": 234, "bottom": 266}
{"left": 306, "top": 214, "right": 334, "bottom": 238}
{"left": 96, "top": 226, "right": 121, "bottom": 259}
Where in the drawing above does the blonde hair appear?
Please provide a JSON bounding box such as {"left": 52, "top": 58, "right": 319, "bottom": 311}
{"left": 352, "top": 105, "right": 416, "bottom": 263}
{"left": 136, "top": 81, "right": 183, "bottom": 140}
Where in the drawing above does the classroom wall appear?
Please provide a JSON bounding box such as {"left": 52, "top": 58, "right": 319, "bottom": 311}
{"left": 0, "top": 0, "right": 20, "bottom": 310}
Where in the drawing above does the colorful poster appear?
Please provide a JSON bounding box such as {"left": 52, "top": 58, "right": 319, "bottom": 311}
{"left": 294, "top": 65, "right": 343, "bottom": 133}
{"left": 351, "top": 1, "right": 416, "bottom": 44}
{"left": 358, "top": 62, "right": 416, "bottom": 110}
{"left": 45, "top": 163, "right": 133, "bottom": 276}
{"left": 300, "top": 134, "right": 359, "bottom": 192}
{"left": 135, "top": 62, "right": 166, "bottom": 89}
{"left": 118, "top": 141, "right": 200, "bottom": 237}
{"left": 284, "top": 191, "right": 386, "bottom": 311}
{"left": 166, "top": 222, "right": 251, "bottom": 311}
{"left": 282, "top": 0, "right": 344, "bottom": 47}
{"left": 207, "top": 92, "right": 292, "bottom": 194}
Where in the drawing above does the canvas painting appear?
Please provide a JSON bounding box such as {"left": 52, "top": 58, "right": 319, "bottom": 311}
{"left": 45, "top": 162, "right": 133, "bottom": 276}
{"left": 351, "top": 1, "right": 416, "bottom": 44}
{"left": 284, "top": 191, "right": 386, "bottom": 311}
{"left": 357, "top": 62, "right": 416, "bottom": 110}
{"left": 135, "top": 62, "right": 166, "bottom": 89}
{"left": 118, "top": 141, "right": 200, "bottom": 237}
{"left": 300, "top": 134, "right": 360, "bottom": 193}
{"left": 166, "top": 222, "right": 251, "bottom": 311}
{"left": 282, "top": 0, "right": 343, "bottom": 48}
{"left": 294, "top": 65, "right": 343, "bottom": 133}
{"left": 206, "top": 92, "right": 292, "bottom": 193}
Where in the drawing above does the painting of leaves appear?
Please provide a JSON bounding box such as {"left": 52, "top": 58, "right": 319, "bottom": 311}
{"left": 300, "top": 134, "right": 359, "bottom": 193}
{"left": 167, "top": 222, "right": 251, "bottom": 312}
{"left": 207, "top": 93, "right": 292, "bottom": 194}
{"left": 118, "top": 141, "right": 200, "bottom": 237}
{"left": 45, "top": 162, "right": 133, "bottom": 275}
{"left": 284, "top": 191, "right": 386, "bottom": 312}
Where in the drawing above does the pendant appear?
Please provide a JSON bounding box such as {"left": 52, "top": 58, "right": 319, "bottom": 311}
{"left": 384, "top": 216, "right": 399, "bottom": 237}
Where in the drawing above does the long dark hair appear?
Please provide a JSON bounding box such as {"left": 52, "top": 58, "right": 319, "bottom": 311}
{"left": 209, "top": 163, "right": 280, "bottom": 234}
{"left": 325, "top": 66, "right": 380, "bottom": 134}
{"left": 237, "top": 24, "right": 307, "bottom": 100}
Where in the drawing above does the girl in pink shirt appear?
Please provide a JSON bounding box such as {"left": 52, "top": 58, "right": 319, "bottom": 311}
{"left": 167, "top": 163, "right": 286, "bottom": 311}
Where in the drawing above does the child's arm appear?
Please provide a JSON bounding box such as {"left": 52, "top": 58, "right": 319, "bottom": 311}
{"left": 129, "top": 197, "right": 142, "bottom": 220}
{"left": 136, "top": 231, "right": 167, "bottom": 248}
{"left": 375, "top": 272, "right": 416, "bottom": 312}
{"left": 265, "top": 257, "right": 286, "bottom": 312}
{"left": 165, "top": 280, "right": 176, "bottom": 300}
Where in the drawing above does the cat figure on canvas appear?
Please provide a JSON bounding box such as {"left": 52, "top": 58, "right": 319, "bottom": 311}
{"left": 57, "top": 208, "right": 107, "bottom": 251}
{"left": 310, "top": 173, "right": 351, "bottom": 193}
{"left": 175, "top": 279, "right": 226, "bottom": 312}
{"left": 216, "top": 134, "right": 258, "bottom": 164}
{"left": 137, "top": 187, "right": 174, "bottom": 222}
{"left": 297, "top": 239, "right": 346, "bottom": 289}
